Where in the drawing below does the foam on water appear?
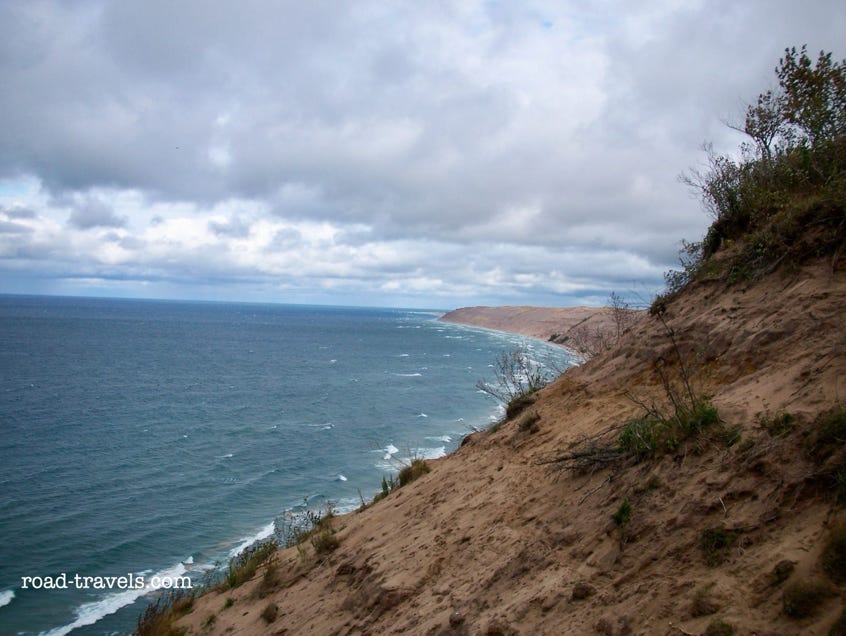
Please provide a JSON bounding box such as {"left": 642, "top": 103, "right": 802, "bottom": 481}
{"left": 40, "top": 561, "right": 190, "bottom": 636}
{"left": 0, "top": 589, "right": 13, "bottom": 608}
{"left": 228, "top": 521, "right": 276, "bottom": 559}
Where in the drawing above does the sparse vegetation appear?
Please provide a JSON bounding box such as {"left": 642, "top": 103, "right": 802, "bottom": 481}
{"left": 135, "top": 588, "right": 195, "bottom": 636}
{"left": 564, "top": 292, "right": 640, "bottom": 359}
{"left": 398, "top": 458, "right": 431, "bottom": 487}
{"left": 223, "top": 597, "right": 234, "bottom": 609}
{"left": 261, "top": 601, "right": 279, "bottom": 624}
{"left": 822, "top": 518, "right": 846, "bottom": 583}
{"left": 700, "top": 528, "right": 739, "bottom": 566}
{"left": 771, "top": 559, "right": 796, "bottom": 585}
{"left": 704, "top": 619, "right": 734, "bottom": 636}
{"left": 612, "top": 499, "right": 632, "bottom": 528}
{"left": 758, "top": 410, "right": 796, "bottom": 436}
{"left": 222, "top": 539, "right": 278, "bottom": 589}
{"left": 782, "top": 578, "right": 832, "bottom": 618}
{"left": 691, "top": 584, "right": 721, "bottom": 617}
{"left": 476, "top": 346, "right": 554, "bottom": 413}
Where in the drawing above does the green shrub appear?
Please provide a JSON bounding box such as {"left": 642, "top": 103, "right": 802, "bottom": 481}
{"left": 612, "top": 499, "right": 632, "bottom": 528}
{"left": 758, "top": 411, "right": 796, "bottom": 436}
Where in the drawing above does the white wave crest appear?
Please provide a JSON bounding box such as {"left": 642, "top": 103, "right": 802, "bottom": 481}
{"left": 228, "top": 521, "right": 276, "bottom": 559}
{"left": 0, "top": 589, "right": 14, "bottom": 609}
{"left": 40, "top": 561, "right": 190, "bottom": 636}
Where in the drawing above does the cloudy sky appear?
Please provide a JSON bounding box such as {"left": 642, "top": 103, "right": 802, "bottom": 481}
{"left": 0, "top": 1, "right": 843, "bottom": 309}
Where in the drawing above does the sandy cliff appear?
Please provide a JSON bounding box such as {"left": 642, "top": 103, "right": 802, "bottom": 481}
{"left": 167, "top": 256, "right": 846, "bottom": 635}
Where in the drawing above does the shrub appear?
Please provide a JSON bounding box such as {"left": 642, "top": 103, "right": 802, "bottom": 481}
{"left": 782, "top": 578, "right": 831, "bottom": 618}
{"left": 700, "top": 528, "right": 739, "bottom": 566}
{"left": 398, "top": 458, "right": 430, "bottom": 487}
{"left": 311, "top": 527, "right": 340, "bottom": 555}
{"left": 771, "top": 559, "right": 796, "bottom": 585}
{"left": 704, "top": 620, "right": 734, "bottom": 636}
{"left": 612, "top": 499, "right": 632, "bottom": 528}
{"left": 224, "top": 540, "right": 277, "bottom": 589}
{"left": 822, "top": 519, "right": 846, "bottom": 583}
{"left": 758, "top": 410, "right": 796, "bottom": 436}
{"left": 261, "top": 602, "right": 279, "bottom": 624}
{"left": 135, "top": 589, "right": 194, "bottom": 636}
{"left": 691, "top": 585, "right": 720, "bottom": 617}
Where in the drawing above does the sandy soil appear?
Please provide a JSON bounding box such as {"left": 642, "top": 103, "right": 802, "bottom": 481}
{"left": 174, "top": 259, "right": 846, "bottom": 635}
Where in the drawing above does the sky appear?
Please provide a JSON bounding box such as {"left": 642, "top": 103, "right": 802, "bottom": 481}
{"left": 1, "top": 1, "right": 844, "bottom": 309}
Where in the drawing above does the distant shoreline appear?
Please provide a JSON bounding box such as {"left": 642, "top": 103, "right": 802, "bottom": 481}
{"left": 438, "top": 305, "right": 615, "bottom": 345}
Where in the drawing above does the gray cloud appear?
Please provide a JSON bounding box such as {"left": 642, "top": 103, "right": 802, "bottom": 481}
{"left": 0, "top": 1, "right": 843, "bottom": 306}
{"left": 68, "top": 199, "right": 126, "bottom": 229}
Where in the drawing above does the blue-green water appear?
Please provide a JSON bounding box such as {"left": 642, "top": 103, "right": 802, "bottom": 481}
{"left": 0, "top": 295, "right": 574, "bottom": 635}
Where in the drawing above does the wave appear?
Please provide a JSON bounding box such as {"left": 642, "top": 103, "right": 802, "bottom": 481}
{"left": 393, "top": 373, "right": 422, "bottom": 377}
{"left": 0, "top": 589, "right": 13, "bottom": 609}
{"left": 416, "top": 413, "right": 428, "bottom": 418}
{"left": 383, "top": 444, "right": 399, "bottom": 460}
{"left": 216, "top": 453, "right": 234, "bottom": 459}
{"left": 227, "top": 521, "right": 276, "bottom": 559}
{"left": 336, "top": 474, "right": 348, "bottom": 482}
{"left": 40, "top": 561, "right": 190, "bottom": 636}
{"left": 426, "top": 435, "right": 452, "bottom": 443}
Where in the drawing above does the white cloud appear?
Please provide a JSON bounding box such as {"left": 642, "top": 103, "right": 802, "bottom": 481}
{"left": 0, "top": 1, "right": 843, "bottom": 306}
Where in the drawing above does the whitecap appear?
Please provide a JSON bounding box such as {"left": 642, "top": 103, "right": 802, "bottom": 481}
{"left": 40, "top": 561, "right": 190, "bottom": 636}
{"left": 228, "top": 521, "right": 276, "bottom": 559}
{"left": 336, "top": 474, "right": 348, "bottom": 482}
{"left": 416, "top": 413, "right": 428, "bottom": 418}
{"left": 383, "top": 444, "right": 399, "bottom": 460}
{"left": 398, "top": 353, "right": 409, "bottom": 357}
{"left": 329, "top": 359, "right": 337, "bottom": 364}
{"left": 0, "top": 589, "right": 13, "bottom": 609}
{"left": 426, "top": 435, "right": 452, "bottom": 443}
{"left": 393, "top": 373, "right": 422, "bottom": 377}
{"left": 216, "top": 453, "right": 234, "bottom": 459}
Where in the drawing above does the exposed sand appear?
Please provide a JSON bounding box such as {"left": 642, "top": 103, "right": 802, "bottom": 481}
{"left": 174, "top": 259, "right": 846, "bottom": 635}
{"left": 438, "top": 305, "right": 619, "bottom": 342}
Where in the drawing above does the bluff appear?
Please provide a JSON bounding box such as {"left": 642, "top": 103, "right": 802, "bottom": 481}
{"left": 166, "top": 256, "right": 845, "bottom": 635}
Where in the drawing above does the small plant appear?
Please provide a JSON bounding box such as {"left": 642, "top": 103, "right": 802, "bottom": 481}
{"left": 782, "top": 578, "right": 831, "bottom": 618}
{"left": 700, "top": 528, "right": 739, "bottom": 566}
{"left": 758, "top": 410, "right": 795, "bottom": 436}
{"left": 704, "top": 619, "right": 734, "bottom": 636}
{"left": 261, "top": 601, "right": 279, "bottom": 624}
{"left": 202, "top": 613, "right": 217, "bottom": 629}
{"left": 223, "top": 597, "right": 234, "bottom": 609}
{"left": 135, "top": 588, "right": 195, "bottom": 636}
{"left": 771, "top": 559, "right": 795, "bottom": 585}
{"left": 311, "top": 527, "right": 340, "bottom": 555}
{"left": 223, "top": 540, "right": 278, "bottom": 589}
{"left": 822, "top": 519, "right": 846, "bottom": 583}
{"left": 691, "top": 584, "right": 720, "bottom": 617}
{"left": 398, "top": 458, "right": 430, "bottom": 487}
{"left": 612, "top": 499, "right": 632, "bottom": 528}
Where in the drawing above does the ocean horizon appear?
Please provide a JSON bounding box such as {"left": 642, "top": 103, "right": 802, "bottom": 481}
{"left": 0, "top": 294, "right": 575, "bottom": 635}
